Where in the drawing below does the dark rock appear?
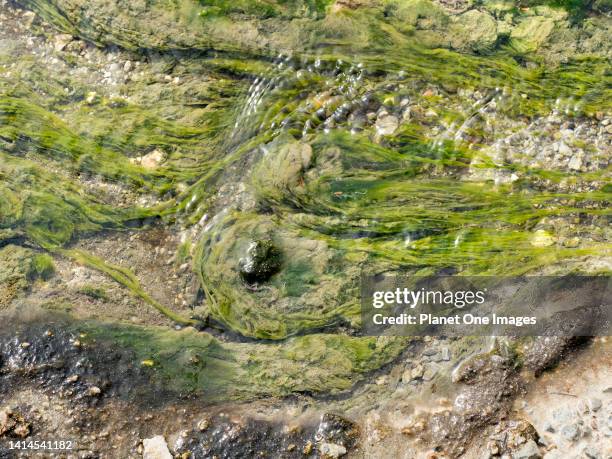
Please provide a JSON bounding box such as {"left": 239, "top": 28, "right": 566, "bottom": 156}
{"left": 174, "top": 416, "right": 313, "bottom": 459}
{"left": 315, "top": 413, "right": 359, "bottom": 449}
{"left": 239, "top": 239, "right": 282, "bottom": 284}
{"left": 523, "top": 336, "right": 588, "bottom": 375}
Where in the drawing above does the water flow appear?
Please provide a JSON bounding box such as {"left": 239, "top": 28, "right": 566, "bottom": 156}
{"left": 229, "top": 54, "right": 293, "bottom": 146}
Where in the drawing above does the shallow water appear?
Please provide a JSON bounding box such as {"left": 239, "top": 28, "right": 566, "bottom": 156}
{"left": 0, "top": 0, "right": 610, "bottom": 456}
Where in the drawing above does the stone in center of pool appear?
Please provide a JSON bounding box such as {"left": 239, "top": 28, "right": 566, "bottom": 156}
{"left": 239, "top": 239, "right": 281, "bottom": 284}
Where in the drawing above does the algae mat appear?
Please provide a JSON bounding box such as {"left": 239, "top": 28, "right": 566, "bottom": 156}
{"left": 0, "top": 0, "right": 610, "bottom": 401}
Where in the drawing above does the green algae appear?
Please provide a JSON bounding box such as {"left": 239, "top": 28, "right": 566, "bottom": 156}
{"left": 0, "top": 245, "right": 55, "bottom": 307}
{"left": 0, "top": 151, "right": 155, "bottom": 249}
{"left": 18, "top": 0, "right": 610, "bottom": 61}
{"left": 194, "top": 121, "right": 609, "bottom": 338}
{"left": 1, "top": 0, "right": 610, "bottom": 401}
{"left": 81, "top": 320, "right": 408, "bottom": 400}
{"left": 78, "top": 285, "right": 110, "bottom": 301}
{"left": 65, "top": 249, "right": 198, "bottom": 326}
{"left": 197, "top": 0, "right": 333, "bottom": 18}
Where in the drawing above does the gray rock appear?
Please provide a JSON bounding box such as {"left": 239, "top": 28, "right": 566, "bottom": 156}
{"left": 557, "top": 141, "right": 572, "bottom": 156}
{"left": 560, "top": 423, "right": 580, "bottom": 442}
{"left": 142, "top": 435, "right": 172, "bottom": 459}
{"left": 567, "top": 152, "right": 583, "bottom": 171}
{"left": 410, "top": 364, "right": 424, "bottom": 380}
{"left": 375, "top": 114, "right": 399, "bottom": 136}
{"left": 583, "top": 446, "right": 601, "bottom": 459}
{"left": 588, "top": 398, "right": 602, "bottom": 412}
{"left": 423, "top": 363, "right": 438, "bottom": 381}
{"left": 543, "top": 421, "right": 555, "bottom": 433}
{"left": 512, "top": 439, "right": 541, "bottom": 459}
{"left": 552, "top": 408, "right": 573, "bottom": 427}
{"left": 53, "top": 33, "right": 73, "bottom": 52}
{"left": 422, "top": 347, "right": 439, "bottom": 356}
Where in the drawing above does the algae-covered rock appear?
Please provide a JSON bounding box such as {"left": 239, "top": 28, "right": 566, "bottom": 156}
{"left": 239, "top": 239, "right": 282, "bottom": 284}
{"left": 385, "top": 0, "right": 449, "bottom": 38}
{"left": 450, "top": 10, "right": 498, "bottom": 53}
{"left": 254, "top": 140, "right": 313, "bottom": 205}
{"left": 389, "top": 1, "right": 499, "bottom": 52}
{"left": 533, "top": 5, "right": 569, "bottom": 21}
{"left": 510, "top": 16, "right": 556, "bottom": 53}
{"left": 593, "top": 0, "right": 612, "bottom": 13}
{"left": 0, "top": 229, "right": 23, "bottom": 245}
{"left": 388, "top": 0, "right": 448, "bottom": 27}
{"left": 196, "top": 211, "right": 358, "bottom": 339}
{"left": 481, "top": 0, "right": 515, "bottom": 16}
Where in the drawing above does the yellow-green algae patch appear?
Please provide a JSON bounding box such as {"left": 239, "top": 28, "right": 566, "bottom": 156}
{"left": 81, "top": 321, "right": 408, "bottom": 401}
{"left": 1, "top": 0, "right": 610, "bottom": 399}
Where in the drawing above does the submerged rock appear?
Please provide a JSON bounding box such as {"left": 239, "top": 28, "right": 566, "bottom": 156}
{"left": 560, "top": 423, "right": 580, "bottom": 441}
{"left": 450, "top": 10, "right": 498, "bottom": 53}
{"left": 255, "top": 141, "right": 313, "bottom": 201}
{"left": 530, "top": 230, "right": 555, "bottom": 247}
{"left": 510, "top": 16, "right": 556, "bottom": 53}
{"left": 315, "top": 413, "right": 359, "bottom": 450}
{"left": 239, "top": 239, "right": 282, "bottom": 284}
{"left": 131, "top": 149, "right": 167, "bottom": 170}
{"left": 53, "top": 33, "right": 73, "bottom": 52}
{"left": 375, "top": 114, "right": 399, "bottom": 136}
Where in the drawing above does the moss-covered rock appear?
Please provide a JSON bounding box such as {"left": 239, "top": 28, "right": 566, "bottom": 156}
{"left": 387, "top": 0, "right": 448, "bottom": 28}
{"left": 254, "top": 140, "right": 313, "bottom": 205}
{"left": 195, "top": 211, "right": 358, "bottom": 340}
{"left": 510, "top": 16, "right": 556, "bottom": 52}
{"left": 593, "top": 0, "right": 612, "bottom": 13}
{"left": 481, "top": 0, "right": 515, "bottom": 16}
{"left": 450, "top": 10, "right": 498, "bottom": 53}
